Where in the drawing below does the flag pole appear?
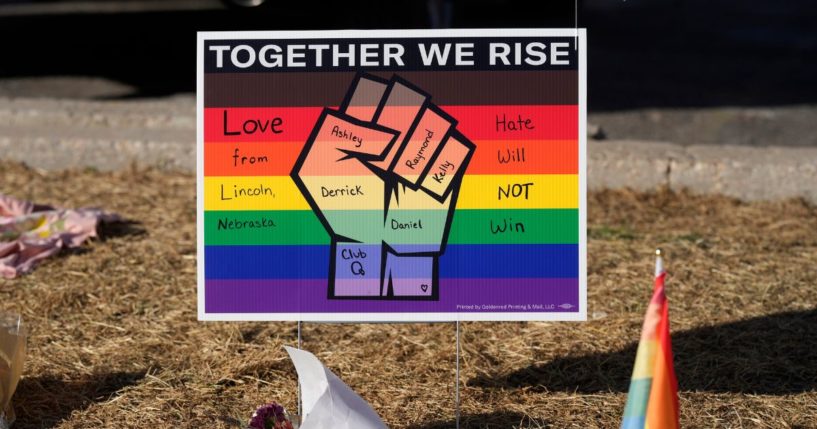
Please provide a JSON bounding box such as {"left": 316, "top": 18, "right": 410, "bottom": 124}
{"left": 655, "top": 248, "right": 663, "bottom": 277}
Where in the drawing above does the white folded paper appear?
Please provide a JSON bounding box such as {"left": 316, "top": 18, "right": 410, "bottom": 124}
{"left": 284, "top": 346, "right": 387, "bottom": 429}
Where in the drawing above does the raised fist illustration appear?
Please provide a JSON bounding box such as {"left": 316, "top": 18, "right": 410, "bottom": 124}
{"left": 292, "top": 74, "right": 475, "bottom": 300}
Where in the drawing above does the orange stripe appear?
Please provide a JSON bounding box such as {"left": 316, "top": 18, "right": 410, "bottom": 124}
{"left": 645, "top": 300, "right": 679, "bottom": 428}
{"left": 204, "top": 139, "right": 577, "bottom": 176}
{"left": 473, "top": 139, "right": 577, "bottom": 175}
{"left": 205, "top": 141, "right": 302, "bottom": 177}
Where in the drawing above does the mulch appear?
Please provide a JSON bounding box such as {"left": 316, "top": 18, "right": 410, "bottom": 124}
{"left": 1, "top": 161, "right": 815, "bottom": 428}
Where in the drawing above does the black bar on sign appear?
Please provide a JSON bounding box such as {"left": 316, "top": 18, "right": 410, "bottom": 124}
{"left": 204, "top": 37, "right": 578, "bottom": 73}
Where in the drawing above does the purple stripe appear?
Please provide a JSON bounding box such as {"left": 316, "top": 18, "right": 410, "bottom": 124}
{"left": 334, "top": 279, "right": 382, "bottom": 297}
{"left": 205, "top": 278, "right": 579, "bottom": 313}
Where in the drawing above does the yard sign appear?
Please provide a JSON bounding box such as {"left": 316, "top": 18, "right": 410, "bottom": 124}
{"left": 197, "top": 29, "right": 586, "bottom": 322}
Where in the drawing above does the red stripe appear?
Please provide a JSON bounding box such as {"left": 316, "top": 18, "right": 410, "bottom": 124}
{"left": 204, "top": 105, "right": 578, "bottom": 143}
{"left": 654, "top": 271, "right": 666, "bottom": 291}
{"left": 205, "top": 107, "right": 320, "bottom": 143}
{"left": 658, "top": 299, "right": 680, "bottom": 422}
{"left": 445, "top": 105, "right": 578, "bottom": 140}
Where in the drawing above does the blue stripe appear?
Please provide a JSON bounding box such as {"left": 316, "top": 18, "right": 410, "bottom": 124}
{"left": 620, "top": 416, "right": 646, "bottom": 429}
{"left": 204, "top": 244, "right": 579, "bottom": 279}
{"left": 621, "top": 378, "right": 652, "bottom": 429}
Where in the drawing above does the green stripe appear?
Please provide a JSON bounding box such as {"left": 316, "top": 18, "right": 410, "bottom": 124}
{"left": 622, "top": 378, "right": 652, "bottom": 418}
{"left": 204, "top": 209, "right": 578, "bottom": 245}
{"left": 450, "top": 209, "right": 577, "bottom": 244}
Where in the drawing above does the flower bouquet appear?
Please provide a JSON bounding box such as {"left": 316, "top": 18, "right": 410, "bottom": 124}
{"left": 248, "top": 402, "right": 298, "bottom": 429}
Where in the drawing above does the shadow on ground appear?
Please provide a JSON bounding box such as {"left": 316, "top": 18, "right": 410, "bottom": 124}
{"left": 13, "top": 371, "right": 146, "bottom": 428}
{"left": 470, "top": 309, "right": 817, "bottom": 394}
{"left": 408, "top": 411, "right": 547, "bottom": 429}
{"left": 98, "top": 219, "right": 147, "bottom": 241}
{"left": 51, "top": 219, "right": 144, "bottom": 260}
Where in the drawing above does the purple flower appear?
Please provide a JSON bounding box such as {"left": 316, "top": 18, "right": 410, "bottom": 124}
{"left": 248, "top": 402, "right": 294, "bottom": 429}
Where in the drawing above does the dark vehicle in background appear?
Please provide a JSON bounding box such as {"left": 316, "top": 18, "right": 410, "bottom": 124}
{"left": 0, "top": 0, "right": 814, "bottom": 110}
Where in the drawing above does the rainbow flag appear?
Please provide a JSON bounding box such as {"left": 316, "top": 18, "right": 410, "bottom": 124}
{"left": 621, "top": 250, "right": 679, "bottom": 429}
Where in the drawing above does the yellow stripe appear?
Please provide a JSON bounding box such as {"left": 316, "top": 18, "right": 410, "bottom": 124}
{"left": 464, "top": 174, "right": 577, "bottom": 209}
{"left": 203, "top": 175, "right": 579, "bottom": 211}
{"left": 631, "top": 339, "right": 658, "bottom": 380}
{"left": 204, "top": 176, "right": 309, "bottom": 211}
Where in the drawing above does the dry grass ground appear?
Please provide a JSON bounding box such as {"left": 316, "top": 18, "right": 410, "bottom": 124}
{"left": 1, "top": 161, "right": 815, "bottom": 428}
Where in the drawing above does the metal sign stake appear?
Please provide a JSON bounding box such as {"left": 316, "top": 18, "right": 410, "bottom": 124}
{"left": 456, "top": 320, "right": 461, "bottom": 429}
{"left": 298, "top": 320, "right": 302, "bottom": 419}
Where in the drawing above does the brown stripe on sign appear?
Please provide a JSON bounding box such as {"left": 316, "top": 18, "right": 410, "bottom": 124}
{"left": 348, "top": 78, "right": 388, "bottom": 107}
{"left": 344, "top": 76, "right": 388, "bottom": 121}
{"left": 204, "top": 70, "right": 577, "bottom": 107}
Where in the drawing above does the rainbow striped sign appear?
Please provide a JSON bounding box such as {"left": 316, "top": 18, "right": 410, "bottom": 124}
{"left": 197, "top": 29, "right": 586, "bottom": 321}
